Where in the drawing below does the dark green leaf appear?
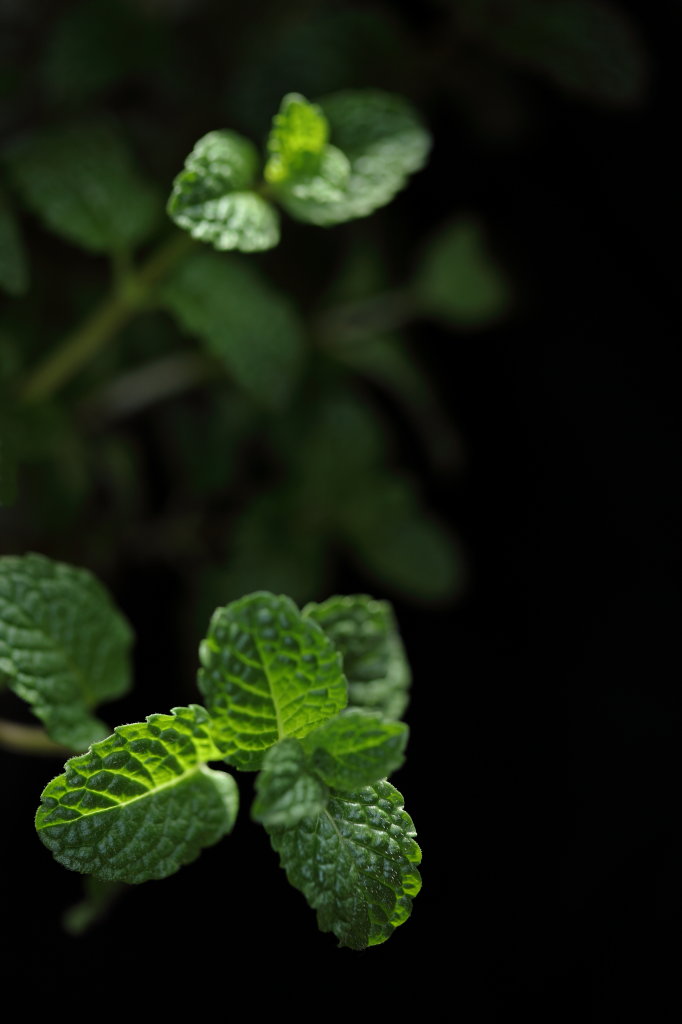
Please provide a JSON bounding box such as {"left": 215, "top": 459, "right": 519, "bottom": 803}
{"left": 0, "top": 193, "right": 28, "bottom": 295}
{"left": 302, "top": 710, "right": 408, "bottom": 789}
{"left": 252, "top": 738, "right": 328, "bottom": 827}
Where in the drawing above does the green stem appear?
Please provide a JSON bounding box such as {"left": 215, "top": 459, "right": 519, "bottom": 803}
{"left": 21, "top": 232, "right": 195, "bottom": 404}
{"left": 0, "top": 718, "right": 71, "bottom": 756}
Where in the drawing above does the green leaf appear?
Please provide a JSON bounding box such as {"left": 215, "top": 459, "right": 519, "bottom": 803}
{"left": 6, "top": 121, "right": 161, "bottom": 253}
{"left": 414, "top": 217, "right": 512, "bottom": 328}
{"left": 36, "top": 705, "right": 238, "bottom": 884}
{"left": 266, "top": 779, "right": 421, "bottom": 949}
{"left": 168, "top": 130, "right": 279, "bottom": 252}
{"left": 276, "top": 89, "right": 431, "bottom": 226}
{"left": 265, "top": 93, "right": 330, "bottom": 184}
{"left": 197, "top": 592, "right": 347, "bottom": 770}
{"left": 161, "top": 249, "right": 304, "bottom": 409}
{"left": 0, "top": 193, "right": 28, "bottom": 295}
{"left": 252, "top": 738, "right": 328, "bottom": 827}
{"left": 302, "top": 710, "right": 407, "bottom": 790}
{"left": 303, "top": 595, "right": 411, "bottom": 720}
{"left": 0, "top": 553, "right": 132, "bottom": 749}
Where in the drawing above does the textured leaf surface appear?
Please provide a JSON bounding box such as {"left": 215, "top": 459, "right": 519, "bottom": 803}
{"left": 168, "top": 130, "right": 279, "bottom": 252}
{"left": 36, "top": 706, "right": 238, "bottom": 883}
{"left": 6, "top": 121, "right": 160, "bottom": 252}
{"left": 414, "top": 217, "right": 512, "bottom": 327}
{"left": 252, "top": 738, "right": 328, "bottom": 827}
{"left": 277, "top": 89, "right": 431, "bottom": 226}
{"left": 304, "top": 595, "right": 411, "bottom": 719}
{"left": 0, "top": 194, "right": 28, "bottom": 295}
{"left": 267, "top": 779, "right": 421, "bottom": 949}
{"left": 302, "top": 710, "right": 407, "bottom": 790}
{"left": 197, "top": 592, "right": 347, "bottom": 770}
{"left": 265, "top": 93, "right": 329, "bottom": 184}
{"left": 161, "top": 249, "right": 304, "bottom": 409}
{"left": 0, "top": 554, "right": 132, "bottom": 749}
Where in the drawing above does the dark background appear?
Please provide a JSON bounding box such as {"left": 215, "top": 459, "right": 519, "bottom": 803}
{"left": 1, "top": 0, "right": 680, "bottom": 1015}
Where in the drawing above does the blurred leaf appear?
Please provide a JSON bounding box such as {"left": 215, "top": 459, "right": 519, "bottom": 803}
{"left": 170, "top": 391, "right": 257, "bottom": 498}
{"left": 252, "top": 738, "right": 329, "bottom": 827}
{"left": 62, "top": 877, "right": 126, "bottom": 937}
{"left": 160, "top": 249, "right": 304, "bottom": 409}
{"left": 0, "top": 418, "right": 17, "bottom": 507}
{"left": 168, "top": 130, "right": 279, "bottom": 252}
{"left": 6, "top": 120, "right": 162, "bottom": 253}
{"left": 461, "top": 0, "right": 647, "bottom": 105}
{"left": 265, "top": 93, "right": 330, "bottom": 184}
{"left": 414, "top": 216, "right": 512, "bottom": 328}
{"left": 0, "top": 191, "right": 28, "bottom": 295}
{"left": 277, "top": 89, "right": 431, "bottom": 226}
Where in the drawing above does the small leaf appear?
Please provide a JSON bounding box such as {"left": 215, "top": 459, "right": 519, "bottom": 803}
{"left": 265, "top": 93, "right": 330, "bottom": 184}
{"left": 6, "top": 120, "right": 161, "bottom": 253}
{"left": 161, "top": 249, "right": 304, "bottom": 409}
{"left": 304, "top": 595, "right": 411, "bottom": 720}
{"left": 36, "top": 705, "right": 238, "bottom": 884}
{"left": 252, "top": 738, "right": 328, "bottom": 827}
{"left": 168, "top": 130, "right": 279, "bottom": 252}
{"left": 0, "top": 553, "right": 132, "bottom": 749}
{"left": 266, "top": 779, "right": 421, "bottom": 949}
{"left": 302, "top": 710, "right": 408, "bottom": 790}
{"left": 414, "top": 216, "right": 512, "bottom": 328}
{"left": 276, "top": 89, "right": 431, "bottom": 226}
{"left": 197, "top": 592, "right": 347, "bottom": 771}
{"left": 0, "top": 193, "right": 28, "bottom": 295}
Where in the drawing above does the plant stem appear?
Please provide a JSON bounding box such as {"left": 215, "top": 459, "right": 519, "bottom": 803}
{"left": 20, "top": 232, "right": 195, "bottom": 404}
{"left": 0, "top": 718, "right": 71, "bottom": 756}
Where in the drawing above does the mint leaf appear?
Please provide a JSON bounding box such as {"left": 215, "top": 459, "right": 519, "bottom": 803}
{"left": 265, "top": 93, "right": 330, "bottom": 184}
{"left": 6, "top": 121, "right": 160, "bottom": 253}
{"left": 266, "top": 779, "right": 421, "bottom": 949}
{"left": 252, "top": 738, "right": 328, "bottom": 827}
{"left": 0, "top": 554, "right": 132, "bottom": 749}
{"left": 197, "top": 592, "right": 347, "bottom": 770}
{"left": 161, "top": 249, "right": 304, "bottom": 409}
{"left": 276, "top": 89, "right": 431, "bottom": 226}
{"left": 414, "top": 217, "right": 512, "bottom": 328}
{"left": 0, "top": 193, "right": 28, "bottom": 296}
{"left": 302, "top": 710, "right": 407, "bottom": 790}
{"left": 168, "top": 130, "right": 279, "bottom": 252}
{"left": 36, "top": 705, "right": 238, "bottom": 884}
{"left": 304, "top": 595, "right": 411, "bottom": 720}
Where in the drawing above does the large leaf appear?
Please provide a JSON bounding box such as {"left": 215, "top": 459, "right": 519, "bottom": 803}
{"left": 267, "top": 779, "right": 421, "bottom": 949}
{"left": 36, "top": 705, "right": 238, "bottom": 883}
{"left": 0, "top": 193, "right": 28, "bottom": 296}
{"left": 6, "top": 121, "right": 161, "bottom": 253}
{"left": 303, "top": 595, "right": 411, "bottom": 720}
{"left": 168, "top": 130, "right": 279, "bottom": 252}
{"left": 197, "top": 592, "right": 347, "bottom": 770}
{"left": 276, "top": 89, "right": 431, "bottom": 226}
{"left": 252, "top": 738, "right": 328, "bottom": 827}
{"left": 0, "top": 553, "right": 132, "bottom": 749}
{"left": 161, "top": 249, "right": 304, "bottom": 409}
{"left": 302, "top": 710, "right": 407, "bottom": 789}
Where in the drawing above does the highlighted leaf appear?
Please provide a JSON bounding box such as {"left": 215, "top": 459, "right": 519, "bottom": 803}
{"left": 36, "top": 705, "right": 238, "bottom": 883}
{"left": 168, "top": 130, "right": 279, "bottom": 252}
{"left": 267, "top": 779, "right": 421, "bottom": 949}
{"left": 161, "top": 249, "right": 304, "bottom": 409}
{"left": 265, "top": 93, "right": 330, "bottom": 184}
{"left": 197, "top": 592, "right": 347, "bottom": 770}
{"left": 304, "top": 595, "right": 411, "bottom": 720}
{"left": 252, "top": 738, "right": 328, "bottom": 827}
{"left": 302, "top": 710, "right": 408, "bottom": 789}
{"left": 0, "top": 554, "right": 132, "bottom": 749}
{"left": 6, "top": 121, "right": 161, "bottom": 253}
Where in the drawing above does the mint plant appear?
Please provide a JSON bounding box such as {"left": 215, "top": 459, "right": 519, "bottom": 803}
{"left": 0, "top": 553, "right": 420, "bottom": 949}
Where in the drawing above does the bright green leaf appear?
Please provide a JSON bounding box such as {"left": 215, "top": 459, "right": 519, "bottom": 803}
{"left": 276, "top": 89, "right": 431, "bottom": 226}
{"left": 302, "top": 709, "right": 407, "bottom": 789}
{"left": 304, "top": 595, "right": 411, "bottom": 720}
{"left": 0, "top": 553, "right": 132, "bottom": 749}
{"left": 36, "top": 705, "right": 238, "bottom": 883}
{"left": 267, "top": 779, "right": 421, "bottom": 949}
{"left": 168, "top": 130, "right": 279, "bottom": 252}
{"left": 6, "top": 121, "right": 161, "bottom": 253}
{"left": 252, "top": 738, "right": 328, "bottom": 827}
{"left": 0, "top": 193, "right": 28, "bottom": 295}
{"left": 414, "top": 217, "right": 512, "bottom": 327}
{"left": 265, "top": 93, "right": 330, "bottom": 184}
{"left": 197, "top": 592, "right": 347, "bottom": 771}
{"left": 161, "top": 249, "right": 304, "bottom": 409}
